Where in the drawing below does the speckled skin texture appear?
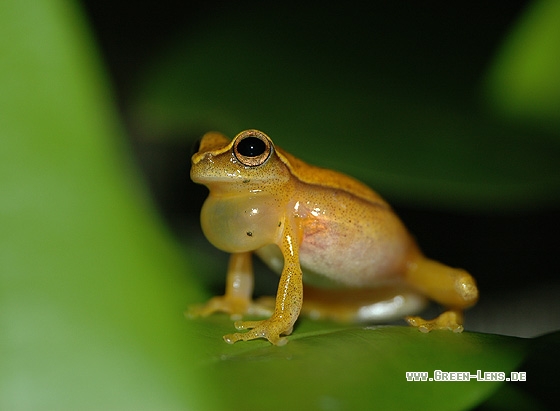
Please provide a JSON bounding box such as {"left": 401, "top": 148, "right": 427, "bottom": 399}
{"left": 190, "top": 130, "right": 478, "bottom": 345}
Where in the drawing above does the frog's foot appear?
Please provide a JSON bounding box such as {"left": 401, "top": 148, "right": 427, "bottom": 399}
{"left": 406, "top": 310, "right": 464, "bottom": 333}
{"left": 223, "top": 317, "right": 294, "bottom": 346}
{"left": 186, "top": 295, "right": 273, "bottom": 321}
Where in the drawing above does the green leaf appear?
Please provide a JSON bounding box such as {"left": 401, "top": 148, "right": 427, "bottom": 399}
{"left": 190, "top": 317, "right": 528, "bottom": 411}
{"left": 131, "top": 3, "right": 560, "bottom": 211}
{"left": 0, "top": 1, "right": 210, "bottom": 409}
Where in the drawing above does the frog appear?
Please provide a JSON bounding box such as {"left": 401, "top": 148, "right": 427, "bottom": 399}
{"left": 189, "top": 129, "right": 478, "bottom": 345}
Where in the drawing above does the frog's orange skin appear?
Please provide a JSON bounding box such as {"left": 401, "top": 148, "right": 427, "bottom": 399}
{"left": 189, "top": 130, "right": 478, "bottom": 345}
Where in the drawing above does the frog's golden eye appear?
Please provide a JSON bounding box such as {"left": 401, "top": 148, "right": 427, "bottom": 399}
{"left": 233, "top": 130, "right": 272, "bottom": 167}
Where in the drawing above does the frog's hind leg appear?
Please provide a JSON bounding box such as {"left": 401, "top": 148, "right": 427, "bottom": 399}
{"left": 403, "top": 258, "right": 478, "bottom": 333}
{"left": 298, "top": 285, "right": 428, "bottom": 323}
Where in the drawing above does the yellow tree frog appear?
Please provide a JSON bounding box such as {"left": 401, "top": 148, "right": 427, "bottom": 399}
{"left": 189, "top": 129, "right": 478, "bottom": 345}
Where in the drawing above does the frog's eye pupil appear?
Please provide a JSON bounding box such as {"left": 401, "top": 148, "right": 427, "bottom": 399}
{"left": 237, "top": 136, "right": 266, "bottom": 157}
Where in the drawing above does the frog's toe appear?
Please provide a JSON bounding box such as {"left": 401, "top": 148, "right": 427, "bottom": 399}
{"left": 223, "top": 331, "right": 289, "bottom": 346}
{"left": 186, "top": 295, "right": 250, "bottom": 320}
{"left": 185, "top": 302, "right": 218, "bottom": 319}
{"left": 224, "top": 318, "right": 293, "bottom": 345}
{"left": 406, "top": 310, "right": 464, "bottom": 333}
{"left": 233, "top": 319, "right": 259, "bottom": 330}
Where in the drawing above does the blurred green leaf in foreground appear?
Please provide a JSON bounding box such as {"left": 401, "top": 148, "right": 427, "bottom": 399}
{"left": 1, "top": 0, "right": 208, "bottom": 409}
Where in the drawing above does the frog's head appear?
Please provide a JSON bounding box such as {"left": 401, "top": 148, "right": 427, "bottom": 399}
{"left": 191, "top": 130, "right": 291, "bottom": 191}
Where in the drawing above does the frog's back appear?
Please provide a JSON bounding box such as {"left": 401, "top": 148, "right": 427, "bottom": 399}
{"left": 276, "top": 147, "right": 389, "bottom": 207}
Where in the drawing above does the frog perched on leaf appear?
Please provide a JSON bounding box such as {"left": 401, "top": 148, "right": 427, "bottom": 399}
{"left": 189, "top": 130, "right": 478, "bottom": 345}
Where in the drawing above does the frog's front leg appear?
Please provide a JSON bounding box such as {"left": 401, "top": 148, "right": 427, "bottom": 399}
{"left": 224, "top": 227, "right": 303, "bottom": 346}
{"left": 187, "top": 251, "right": 272, "bottom": 320}
{"left": 404, "top": 257, "right": 478, "bottom": 332}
